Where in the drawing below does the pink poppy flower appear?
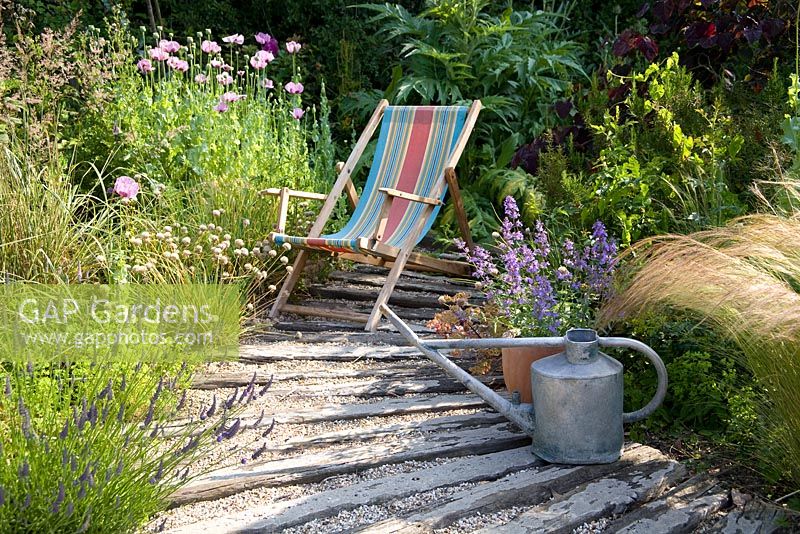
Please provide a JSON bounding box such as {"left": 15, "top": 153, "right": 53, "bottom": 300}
{"left": 159, "top": 39, "right": 181, "bottom": 53}
{"left": 222, "top": 64, "right": 233, "bottom": 72}
{"left": 221, "top": 91, "right": 246, "bottom": 103}
{"left": 216, "top": 72, "right": 234, "bottom": 86}
{"left": 284, "top": 81, "right": 304, "bottom": 94}
{"left": 113, "top": 176, "right": 140, "bottom": 199}
{"left": 255, "top": 32, "right": 279, "bottom": 55}
{"left": 213, "top": 101, "right": 229, "bottom": 113}
{"left": 167, "top": 56, "right": 189, "bottom": 72}
{"left": 261, "top": 78, "right": 274, "bottom": 89}
{"left": 291, "top": 108, "right": 305, "bottom": 120}
{"left": 237, "top": 70, "right": 245, "bottom": 77}
{"left": 201, "top": 40, "right": 222, "bottom": 54}
{"left": 148, "top": 47, "right": 170, "bottom": 61}
{"left": 249, "top": 50, "right": 274, "bottom": 69}
{"left": 137, "top": 58, "right": 154, "bottom": 73}
{"left": 285, "top": 41, "right": 302, "bottom": 54}
{"left": 222, "top": 34, "right": 244, "bottom": 45}
{"left": 195, "top": 73, "right": 208, "bottom": 83}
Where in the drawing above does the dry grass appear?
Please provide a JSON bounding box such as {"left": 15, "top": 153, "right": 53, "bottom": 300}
{"left": 600, "top": 181, "right": 800, "bottom": 486}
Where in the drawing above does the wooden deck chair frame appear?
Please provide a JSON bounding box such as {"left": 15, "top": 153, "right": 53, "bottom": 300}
{"left": 265, "top": 99, "right": 481, "bottom": 331}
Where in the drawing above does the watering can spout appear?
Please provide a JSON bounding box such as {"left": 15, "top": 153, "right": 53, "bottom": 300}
{"left": 379, "top": 305, "right": 537, "bottom": 433}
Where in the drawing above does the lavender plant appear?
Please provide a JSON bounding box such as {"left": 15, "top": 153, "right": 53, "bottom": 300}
{"left": 456, "top": 196, "right": 617, "bottom": 337}
{"left": 0, "top": 360, "right": 274, "bottom": 532}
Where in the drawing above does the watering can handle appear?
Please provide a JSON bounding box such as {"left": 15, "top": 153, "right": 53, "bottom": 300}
{"left": 600, "top": 337, "right": 668, "bottom": 423}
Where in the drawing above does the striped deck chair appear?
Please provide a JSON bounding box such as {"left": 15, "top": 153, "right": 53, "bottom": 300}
{"left": 264, "top": 99, "right": 481, "bottom": 331}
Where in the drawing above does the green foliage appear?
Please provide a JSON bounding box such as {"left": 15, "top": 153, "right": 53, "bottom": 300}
{"left": 360, "top": 0, "right": 586, "bottom": 239}
{"left": 613, "top": 314, "right": 759, "bottom": 443}
{"left": 550, "top": 53, "right": 746, "bottom": 244}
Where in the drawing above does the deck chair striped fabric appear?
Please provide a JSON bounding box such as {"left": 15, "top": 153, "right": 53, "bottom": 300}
{"left": 272, "top": 105, "right": 468, "bottom": 253}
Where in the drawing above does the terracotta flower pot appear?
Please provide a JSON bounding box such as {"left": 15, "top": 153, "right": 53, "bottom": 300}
{"left": 501, "top": 345, "right": 561, "bottom": 403}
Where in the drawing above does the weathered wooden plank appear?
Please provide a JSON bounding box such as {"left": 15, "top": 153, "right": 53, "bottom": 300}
{"left": 238, "top": 344, "right": 421, "bottom": 362}
{"left": 356, "top": 444, "right": 659, "bottom": 534}
{"left": 166, "top": 447, "right": 545, "bottom": 534}
{"left": 295, "top": 299, "right": 442, "bottom": 322}
{"left": 191, "top": 360, "right": 482, "bottom": 389}
{"left": 606, "top": 475, "right": 729, "bottom": 534}
{"left": 710, "top": 499, "right": 795, "bottom": 534}
{"left": 276, "top": 393, "right": 488, "bottom": 424}
{"left": 163, "top": 394, "right": 490, "bottom": 436}
{"left": 271, "top": 318, "right": 432, "bottom": 335}
{"left": 354, "top": 263, "right": 473, "bottom": 287}
{"left": 169, "top": 422, "right": 530, "bottom": 507}
{"left": 472, "top": 455, "right": 688, "bottom": 534}
{"left": 272, "top": 411, "right": 507, "bottom": 452}
{"left": 327, "top": 270, "right": 478, "bottom": 297}
{"left": 244, "top": 330, "right": 412, "bottom": 345}
{"left": 308, "top": 285, "right": 446, "bottom": 310}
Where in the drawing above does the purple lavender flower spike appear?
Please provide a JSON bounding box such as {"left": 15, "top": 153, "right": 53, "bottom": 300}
{"left": 51, "top": 481, "right": 65, "bottom": 514}
{"left": 59, "top": 420, "right": 69, "bottom": 439}
{"left": 77, "top": 482, "right": 87, "bottom": 500}
{"left": 88, "top": 402, "right": 98, "bottom": 426}
{"left": 18, "top": 460, "right": 29, "bottom": 478}
{"left": 0, "top": 486, "right": 4, "bottom": 506}
{"left": 62, "top": 447, "right": 68, "bottom": 466}
{"left": 251, "top": 441, "right": 268, "bottom": 460}
{"left": 65, "top": 502, "right": 74, "bottom": 517}
{"left": 22, "top": 493, "right": 31, "bottom": 510}
{"left": 117, "top": 404, "right": 125, "bottom": 423}
{"left": 262, "top": 418, "right": 276, "bottom": 437}
{"left": 206, "top": 394, "right": 217, "bottom": 418}
{"left": 115, "top": 458, "right": 124, "bottom": 475}
{"left": 4, "top": 376, "right": 10, "bottom": 398}
{"left": 225, "top": 387, "right": 239, "bottom": 410}
{"left": 77, "top": 507, "right": 91, "bottom": 533}
{"left": 252, "top": 409, "right": 265, "bottom": 428}
{"left": 176, "top": 390, "right": 187, "bottom": 411}
{"left": 257, "top": 375, "right": 274, "bottom": 397}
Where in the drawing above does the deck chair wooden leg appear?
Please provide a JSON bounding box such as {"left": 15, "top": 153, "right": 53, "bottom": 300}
{"left": 269, "top": 249, "right": 310, "bottom": 319}
{"left": 365, "top": 247, "right": 412, "bottom": 332}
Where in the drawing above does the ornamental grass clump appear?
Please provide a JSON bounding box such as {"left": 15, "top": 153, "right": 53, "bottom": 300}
{"left": 0, "top": 360, "right": 274, "bottom": 532}
{"left": 453, "top": 196, "right": 617, "bottom": 338}
{"left": 599, "top": 210, "right": 800, "bottom": 486}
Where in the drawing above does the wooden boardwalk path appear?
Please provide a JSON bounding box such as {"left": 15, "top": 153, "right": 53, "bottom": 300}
{"left": 158, "top": 265, "right": 792, "bottom": 533}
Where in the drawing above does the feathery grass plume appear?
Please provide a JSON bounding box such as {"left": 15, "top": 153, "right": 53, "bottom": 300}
{"left": 600, "top": 210, "right": 800, "bottom": 485}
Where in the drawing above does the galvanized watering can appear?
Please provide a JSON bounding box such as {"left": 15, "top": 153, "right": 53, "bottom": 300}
{"left": 380, "top": 305, "right": 668, "bottom": 465}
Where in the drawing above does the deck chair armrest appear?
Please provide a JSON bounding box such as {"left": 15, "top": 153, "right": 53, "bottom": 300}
{"left": 377, "top": 187, "right": 443, "bottom": 206}
{"left": 259, "top": 187, "right": 328, "bottom": 201}
{"left": 260, "top": 187, "right": 328, "bottom": 234}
